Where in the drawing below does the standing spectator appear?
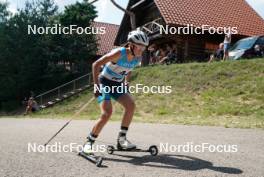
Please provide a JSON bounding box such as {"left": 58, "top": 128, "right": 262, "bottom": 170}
{"left": 223, "top": 30, "right": 232, "bottom": 61}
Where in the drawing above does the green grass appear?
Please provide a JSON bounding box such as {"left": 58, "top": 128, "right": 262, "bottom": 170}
{"left": 24, "top": 58, "right": 264, "bottom": 128}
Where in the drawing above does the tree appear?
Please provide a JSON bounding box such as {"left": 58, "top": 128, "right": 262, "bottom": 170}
{"left": 58, "top": 0, "right": 98, "bottom": 72}
{"left": 0, "top": 2, "right": 13, "bottom": 110}
{"left": 0, "top": 1, "right": 10, "bottom": 23}
{"left": 0, "top": 0, "right": 59, "bottom": 110}
{"left": 0, "top": 0, "right": 99, "bottom": 111}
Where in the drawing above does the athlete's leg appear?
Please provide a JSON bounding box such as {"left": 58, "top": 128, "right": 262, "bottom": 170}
{"left": 117, "top": 93, "right": 135, "bottom": 128}
{"left": 91, "top": 100, "right": 113, "bottom": 135}
{"left": 83, "top": 100, "right": 112, "bottom": 154}
{"left": 116, "top": 93, "right": 136, "bottom": 149}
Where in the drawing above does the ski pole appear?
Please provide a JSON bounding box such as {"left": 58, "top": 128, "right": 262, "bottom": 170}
{"left": 44, "top": 97, "right": 95, "bottom": 146}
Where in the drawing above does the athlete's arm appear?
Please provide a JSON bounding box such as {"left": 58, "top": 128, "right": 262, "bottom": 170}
{"left": 92, "top": 50, "right": 121, "bottom": 85}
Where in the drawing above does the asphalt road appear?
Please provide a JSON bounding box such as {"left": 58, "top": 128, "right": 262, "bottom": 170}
{"left": 0, "top": 118, "right": 263, "bottom": 177}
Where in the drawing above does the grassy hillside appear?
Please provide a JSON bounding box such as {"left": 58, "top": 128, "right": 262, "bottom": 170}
{"left": 29, "top": 59, "right": 264, "bottom": 128}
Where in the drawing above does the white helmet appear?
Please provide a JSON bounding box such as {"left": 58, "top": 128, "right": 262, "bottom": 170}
{"left": 127, "top": 30, "right": 149, "bottom": 46}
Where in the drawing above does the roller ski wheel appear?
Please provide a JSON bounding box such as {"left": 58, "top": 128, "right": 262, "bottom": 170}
{"left": 149, "top": 145, "right": 158, "bottom": 156}
{"left": 106, "top": 145, "right": 158, "bottom": 156}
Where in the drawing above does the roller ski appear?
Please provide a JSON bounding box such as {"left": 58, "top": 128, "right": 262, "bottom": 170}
{"left": 78, "top": 140, "right": 103, "bottom": 167}
{"left": 106, "top": 136, "right": 158, "bottom": 156}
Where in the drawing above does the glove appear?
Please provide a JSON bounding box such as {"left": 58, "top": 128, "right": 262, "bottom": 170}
{"left": 94, "top": 90, "right": 102, "bottom": 98}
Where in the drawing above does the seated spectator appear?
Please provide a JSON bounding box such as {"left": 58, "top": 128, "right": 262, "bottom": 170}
{"left": 160, "top": 44, "right": 178, "bottom": 64}
{"left": 24, "top": 97, "right": 39, "bottom": 115}
{"left": 209, "top": 43, "right": 224, "bottom": 63}
{"left": 151, "top": 46, "right": 165, "bottom": 64}
{"left": 159, "top": 46, "right": 170, "bottom": 64}
{"left": 148, "top": 44, "right": 158, "bottom": 65}
{"left": 167, "top": 44, "right": 178, "bottom": 63}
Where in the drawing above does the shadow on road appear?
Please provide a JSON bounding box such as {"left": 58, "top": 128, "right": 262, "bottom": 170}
{"left": 104, "top": 154, "right": 243, "bottom": 174}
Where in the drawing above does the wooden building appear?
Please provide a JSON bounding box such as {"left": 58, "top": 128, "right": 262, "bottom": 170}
{"left": 92, "top": 21, "right": 120, "bottom": 57}
{"left": 115, "top": 0, "right": 264, "bottom": 63}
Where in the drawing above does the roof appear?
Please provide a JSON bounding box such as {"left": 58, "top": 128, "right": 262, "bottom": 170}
{"left": 92, "top": 21, "right": 119, "bottom": 56}
{"left": 154, "top": 0, "right": 264, "bottom": 36}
